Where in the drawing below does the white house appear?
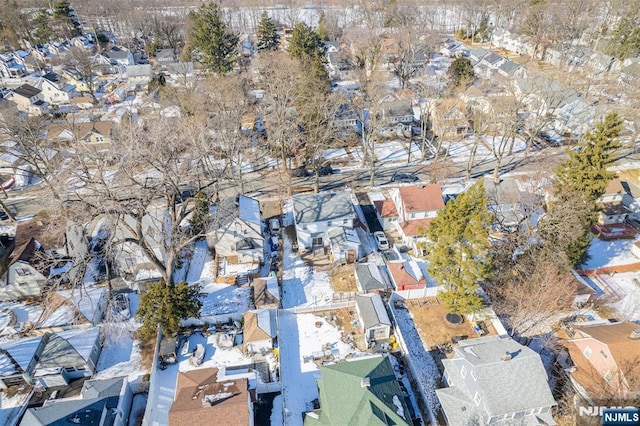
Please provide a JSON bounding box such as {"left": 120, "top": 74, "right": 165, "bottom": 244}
{"left": 211, "top": 195, "right": 264, "bottom": 266}
{"left": 355, "top": 293, "right": 391, "bottom": 342}
{"left": 293, "top": 191, "right": 354, "bottom": 251}
{"left": 35, "top": 72, "right": 76, "bottom": 105}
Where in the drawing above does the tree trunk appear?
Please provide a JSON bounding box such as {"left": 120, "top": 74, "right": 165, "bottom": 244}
{"left": 465, "top": 137, "right": 479, "bottom": 181}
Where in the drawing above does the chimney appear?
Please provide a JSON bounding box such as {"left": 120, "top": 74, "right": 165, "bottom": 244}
{"left": 361, "top": 377, "right": 371, "bottom": 387}
{"left": 501, "top": 351, "right": 512, "bottom": 361}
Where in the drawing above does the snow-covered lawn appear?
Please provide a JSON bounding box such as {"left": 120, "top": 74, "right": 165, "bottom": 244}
{"left": 599, "top": 272, "right": 640, "bottom": 320}
{"left": 279, "top": 311, "right": 360, "bottom": 426}
{"left": 199, "top": 282, "right": 251, "bottom": 319}
{"left": 374, "top": 141, "right": 408, "bottom": 163}
{"left": 0, "top": 388, "right": 33, "bottom": 425}
{"left": 444, "top": 137, "right": 492, "bottom": 163}
{"left": 322, "top": 148, "right": 350, "bottom": 162}
{"left": 178, "top": 332, "right": 252, "bottom": 372}
{"left": 580, "top": 238, "right": 640, "bottom": 270}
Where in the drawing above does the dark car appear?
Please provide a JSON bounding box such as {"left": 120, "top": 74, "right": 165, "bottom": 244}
{"left": 290, "top": 167, "right": 310, "bottom": 177}
{"left": 315, "top": 164, "right": 333, "bottom": 176}
{"left": 0, "top": 210, "right": 8, "bottom": 221}
{"left": 391, "top": 172, "right": 419, "bottom": 183}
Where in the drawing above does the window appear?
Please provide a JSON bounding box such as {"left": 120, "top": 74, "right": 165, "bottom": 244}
{"left": 312, "top": 237, "right": 323, "bottom": 247}
{"left": 342, "top": 219, "right": 349, "bottom": 225}
{"left": 460, "top": 365, "right": 466, "bottom": 378}
{"left": 474, "top": 392, "right": 480, "bottom": 405}
{"left": 16, "top": 268, "right": 31, "bottom": 277}
{"left": 409, "top": 213, "right": 416, "bottom": 219}
{"left": 327, "top": 221, "right": 332, "bottom": 226}
{"left": 514, "top": 411, "right": 525, "bottom": 419}
{"left": 471, "top": 371, "right": 477, "bottom": 381}
{"left": 600, "top": 350, "right": 608, "bottom": 359}
{"left": 604, "top": 371, "right": 613, "bottom": 382}
{"left": 583, "top": 346, "right": 592, "bottom": 358}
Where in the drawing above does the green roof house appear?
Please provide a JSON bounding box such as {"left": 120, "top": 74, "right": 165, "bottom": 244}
{"left": 304, "top": 355, "right": 411, "bottom": 426}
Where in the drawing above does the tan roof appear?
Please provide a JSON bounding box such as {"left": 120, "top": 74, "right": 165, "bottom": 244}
{"left": 70, "top": 96, "right": 93, "bottom": 105}
{"left": 398, "top": 184, "right": 445, "bottom": 213}
{"left": 15, "top": 217, "right": 67, "bottom": 253}
{"left": 399, "top": 218, "right": 433, "bottom": 237}
{"left": 253, "top": 278, "right": 279, "bottom": 308}
{"left": 168, "top": 368, "right": 250, "bottom": 426}
{"left": 243, "top": 310, "right": 272, "bottom": 343}
{"left": 47, "top": 121, "right": 112, "bottom": 141}
{"left": 373, "top": 199, "right": 398, "bottom": 219}
{"left": 387, "top": 262, "right": 427, "bottom": 288}
{"left": 604, "top": 178, "right": 625, "bottom": 196}
{"left": 573, "top": 322, "right": 640, "bottom": 367}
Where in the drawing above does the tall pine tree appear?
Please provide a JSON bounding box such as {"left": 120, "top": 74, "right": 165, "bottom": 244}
{"left": 288, "top": 22, "right": 327, "bottom": 81}
{"left": 427, "top": 181, "right": 492, "bottom": 315}
{"left": 136, "top": 281, "right": 202, "bottom": 338}
{"left": 186, "top": 2, "right": 239, "bottom": 75}
{"left": 257, "top": 12, "right": 279, "bottom": 51}
{"left": 555, "top": 112, "right": 623, "bottom": 203}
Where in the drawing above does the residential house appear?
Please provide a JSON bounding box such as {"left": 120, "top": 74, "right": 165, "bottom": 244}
{"left": 390, "top": 184, "right": 445, "bottom": 252}
{"left": 618, "top": 62, "right": 640, "bottom": 91}
{"left": 9, "top": 84, "right": 48, "bottom": 115}
{"left": 372, "top": 196, "right": 399, "bottom": 232}
{"left": 47, "top": 121, "right": 113, "bottom": 151}
{"left": 354, "top": 263, "right": 391, "bottom": 293}
{"left": 59, "top": 69, "right": 92, "bottom": 94}
{"left": 21, "top": 376, "right": 132, "bottom": 426}
{"left": 0, "top": 335, "right": 46, "bottom": 388}
{"left": 327, "top": 226, "right": 362, "bottom": 264}
{"left": 253, "top": 275, "right": 280, "bottom": 308}
{"left": 469, "top": 47, "right": 488, "bottom": 65}
{"left": 36, "top": 286, "right": 108, "bottom": 331}
{"left": 0, "top": 53, "right": 27, "bottom": 78}
{"left": 386, "top": 261, "right": 427, "bottom": 292}
{"left": 304, "top": 355, "right": 412, "bottom": 425}
{"left": 484, "top": 178, "right": 526, "bottom": 232}
{"left": 379, "top": 100, "right": 414, "bottom": 138}
{"left": 497, "top": 60, "right": 524, "bottom": 78}
{"left": 293, "top": 191, "right": 354, "bottom": 252}
{"left": 437, "top": 336, "right": 556, "bottom": 426}
{"left": 104, "top": 48, "right": 134, "bottom": 67}
{"left": 243, "top": 308, "right": 277, "bottom": 355}
{"left": 35, "top": 72, "right": 76, "bottom": 105}
{"left": 211, "top": 195, "right": 264, "bottom": 270}
{"left": 33, "top": 327, "right": 103, "bottom": 388}
{"left": 168, "top": 368, "right": 253, "bottom": 426}
{"left": 166, "top": 62, "right": 195, "bottom": 82}
{"left": 564, "top": 321, "right": 640, "bottom": 401}
{"left": 430, "top": 99, "right": 470, "bottom": 139}
{"left": 334, "top": 104, "right": 361, "bottom": 141}
{"left": 441, "top": 38, "right": 469, "bottom": 58}
{"left": 596, "top": 178, "right": 630, "bottom": 226}
{"left": 126, "top": 64, "right": 154, "bottom": 85}
{"left": 156, "top": 48, "right": 176, "bottom": 63}
{"left": 355, "top": 293, "right": 391, "bottom": 342}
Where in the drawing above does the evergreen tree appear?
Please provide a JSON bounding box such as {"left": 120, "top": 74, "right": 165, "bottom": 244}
{"left": 189, "top": 191, "right": 210, "bottom": 236}
{"left": 256, "top": 12, "right": 279, "bottom": 51}
{"left": 32, "top": 9, "right": 51, "bottom": 44}
{"left": 288, "top": 22, "right": 327, "bottom": 80}
{"left": 427, "top": 180, "right": 492, "bottom": 315}
{"left": 317, "top": 13, "right": 328, "bottom": 41}
{"left": 136, "top": 281, "right": 202, "bottom": 338}
{"left": 606, "top": 14, "right": 640, "bottom": 60}
{"left": 446, "top": 57, "right": 474, "bottom": 91}
{"left": 555, "top": 112, "right": 623, "bottom": 203}
{"left": 186, "top": 2, "right": 239, "bottom": 75}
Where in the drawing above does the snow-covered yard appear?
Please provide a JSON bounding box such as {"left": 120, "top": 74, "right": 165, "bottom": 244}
{"left": 597, "top": 272, "right": 640, "bottom": 320}
{"left": 375, "top": 141, "right": 409, "bottom": 163}
{"left": 580, "top": 238, "right": 640, "bottom": 270}
{"left": 279, "top": 311, "right": 360, "bottom": 426}
{"left": 199, "top": 282, "right": 251, "bottom": 320}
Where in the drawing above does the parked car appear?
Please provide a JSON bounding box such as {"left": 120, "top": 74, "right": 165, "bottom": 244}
{"left": 373, "top": 231, "right": 390, "bottom": 251}
{"left": 315, "top": 163, "right": 333, "bottom": 176}
{"left": 269, "top": 218, "right": 281, "bottom": 236}
{"left": 290, "top": 167, "right": 310, "bottom": 177}
{"left": 391, "top": 172, "right": 419, "bottom": 183}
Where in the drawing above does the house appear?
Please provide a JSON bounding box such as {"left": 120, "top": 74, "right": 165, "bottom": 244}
{"left": 156, "top": 48, "right": 176, "bottom": 63}
{"left": 497, "top": 60, "right": 524, "bottom": 78}
{"left": 327, "top": 226, "right": 362, "bottom": 264}
{"left": 355, "top": 293, "right": 391, "bottom": 342}
{"left": 304, "top": 355, "right": 411, "bottom": 425}
{"left": 21, "top": 376, "right": 133, "bottom": 426}
{"left": 386, "top": 261, "right": 427, "bottom": 292}
{"left": 166, "top": 62, "right": 195, "bottom": 81}
{"left": 333, "top": 104, "right": 361, "bottom": 141}
{"left": 0, "top": 239, "right": 49, "bottom": 301}
{"left": 47, "top": 121, "right": 113, "bottom": 150}
{"left": 33, "top": 327, "right": 103, "bottom": 388}
{"left": 596, "top": 179, "right": 630, "bottom": 226}
{"left": 564, "top": 321, "right": 640, "bottom": 401}
{"left": 36, "top": 286, "right": 108, "bottom": 330}
{"left": 126, "top": 64, "right": 154, "bottom": 84}
{"left": 430, "top": 99, "right": 470, "bottom": 139}
{"left": 34, "top": 72, "right": 76, "bottom": 105}
{"left": 484, "top": 178, "right": 525, "bottom": 232}
{"left": 10, "top": 84, "right": 48, "bottom": 115}
{"left": 354, "top": 263, "right": 391, "bottom": 293}
{"left": 104, "top": 48, "right": 134, "bottom": 67}
{"left": 390, "top": 184, "right": 445, "bottom": 252}
{"left": 379, "top": 100, "right": 414, "bottom": 137}
{"left": 372, "top": 196, "right": 399, "bottom": 232}
{"left": 243, "top": 308, "right": 277, "bottom": 355}
{"left": 293, "top": 191, "right": 354, "bottom": 252}
{"left": 253, "top": 274, "right": 280, "bottom": 308}
{"left": 437, "top": 335, "right": 556, "bottom": 426}
{"left": 0, "top": 53, "right": 27, "bottom": 78}
{"left": 211, "top": 195, "right": 264, "bottom": 269}
{"left": 59, "top": 69, "right": 92, "bottom": 94}
{"left": 0, "top": 335, "right": 46, "bottom": 388}
{"left": 168, "top": 368, "right": 253, "bottom": 426}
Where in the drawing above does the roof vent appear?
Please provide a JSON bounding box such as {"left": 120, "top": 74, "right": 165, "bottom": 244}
{"left": 361, "top": 377, "right": 371, "bottom": 387}
{"left": 629, "top": 329, "right": 640, "bottom": 340}
{"left": 501, "top": 352, "right": 512, "bottom": 361}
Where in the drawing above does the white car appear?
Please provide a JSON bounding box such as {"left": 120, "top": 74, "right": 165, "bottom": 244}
{"left": 373, "top": 231, "right": 390, "bottom": 251}
{"left": 269, "top": 218, "right": 281, "bottom": 236}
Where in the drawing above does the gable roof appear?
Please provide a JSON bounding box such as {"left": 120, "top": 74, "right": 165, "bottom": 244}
{"left": 373, "top": 199, "right": 398, "bottom": 218}
{"left": 354, "top": 263, "right": 389, "bottom": 292}
{"left": 36, "top": 327, "right": 100, "bottom": 370}
{"left": 243, "top": 309, "right": 276, "bottom": 343}
{"left": 238, "top": 195, "right": 261, "bottom": 225}
{"left": 438, "top": 336, "right": 556, "bottom": 418}
{"left": 169, "top": 368, "right": 250, "bottom": 426}
{"left": 355, "top": 294, "right": 391, "bottom": 330}
{"left": 0, "top": 336, "right": 42, "bottom": 375}
{"left": 387, "top": 261, "right": 427, "bottom": 288}
{"left": 253, "top": 276, "right": 280, "bottom": 308}
{"left": 398, "top": 184, "right": 445, "bottom": 213}
{"left": 399, "top": 218, "right": 433, "bottom": 237}
{"left": 572, "top": 322, "right": 640, "bottom": 367}
{"left": 304, "top": 356, "right": 411, "bottom": 425}
{"left": 14, "top": 84, "right": 41, "bottom": 98}
{"left": 47, "top": 121, "right": 112, "bottom": 142}
{"left": 293, "top": 192, "right": 353, "bottom": 225}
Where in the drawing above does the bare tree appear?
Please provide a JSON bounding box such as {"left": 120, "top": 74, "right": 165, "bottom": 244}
{"left": 66, "top": 47, "right": 99, "bottom": 104}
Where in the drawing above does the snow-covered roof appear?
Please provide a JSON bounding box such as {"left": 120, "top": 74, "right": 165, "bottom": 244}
{"left": 55, "top": 327, "right": 100, "bottom": 362}
{"left": 238, "top": 195, "right": 261, "bottom": 225}
{"left": 0, "top": 336, "right": 43, "bottom": 371}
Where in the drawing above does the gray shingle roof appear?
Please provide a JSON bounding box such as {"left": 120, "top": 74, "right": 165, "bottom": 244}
{"left": 293, "top": 192, "right": 354, "bottom": 225}
{"left": 355, "top": 263, "right": 389, "bottom": 292}
{"left": 355, "top": 294, "right": 391, "bottom": 330}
